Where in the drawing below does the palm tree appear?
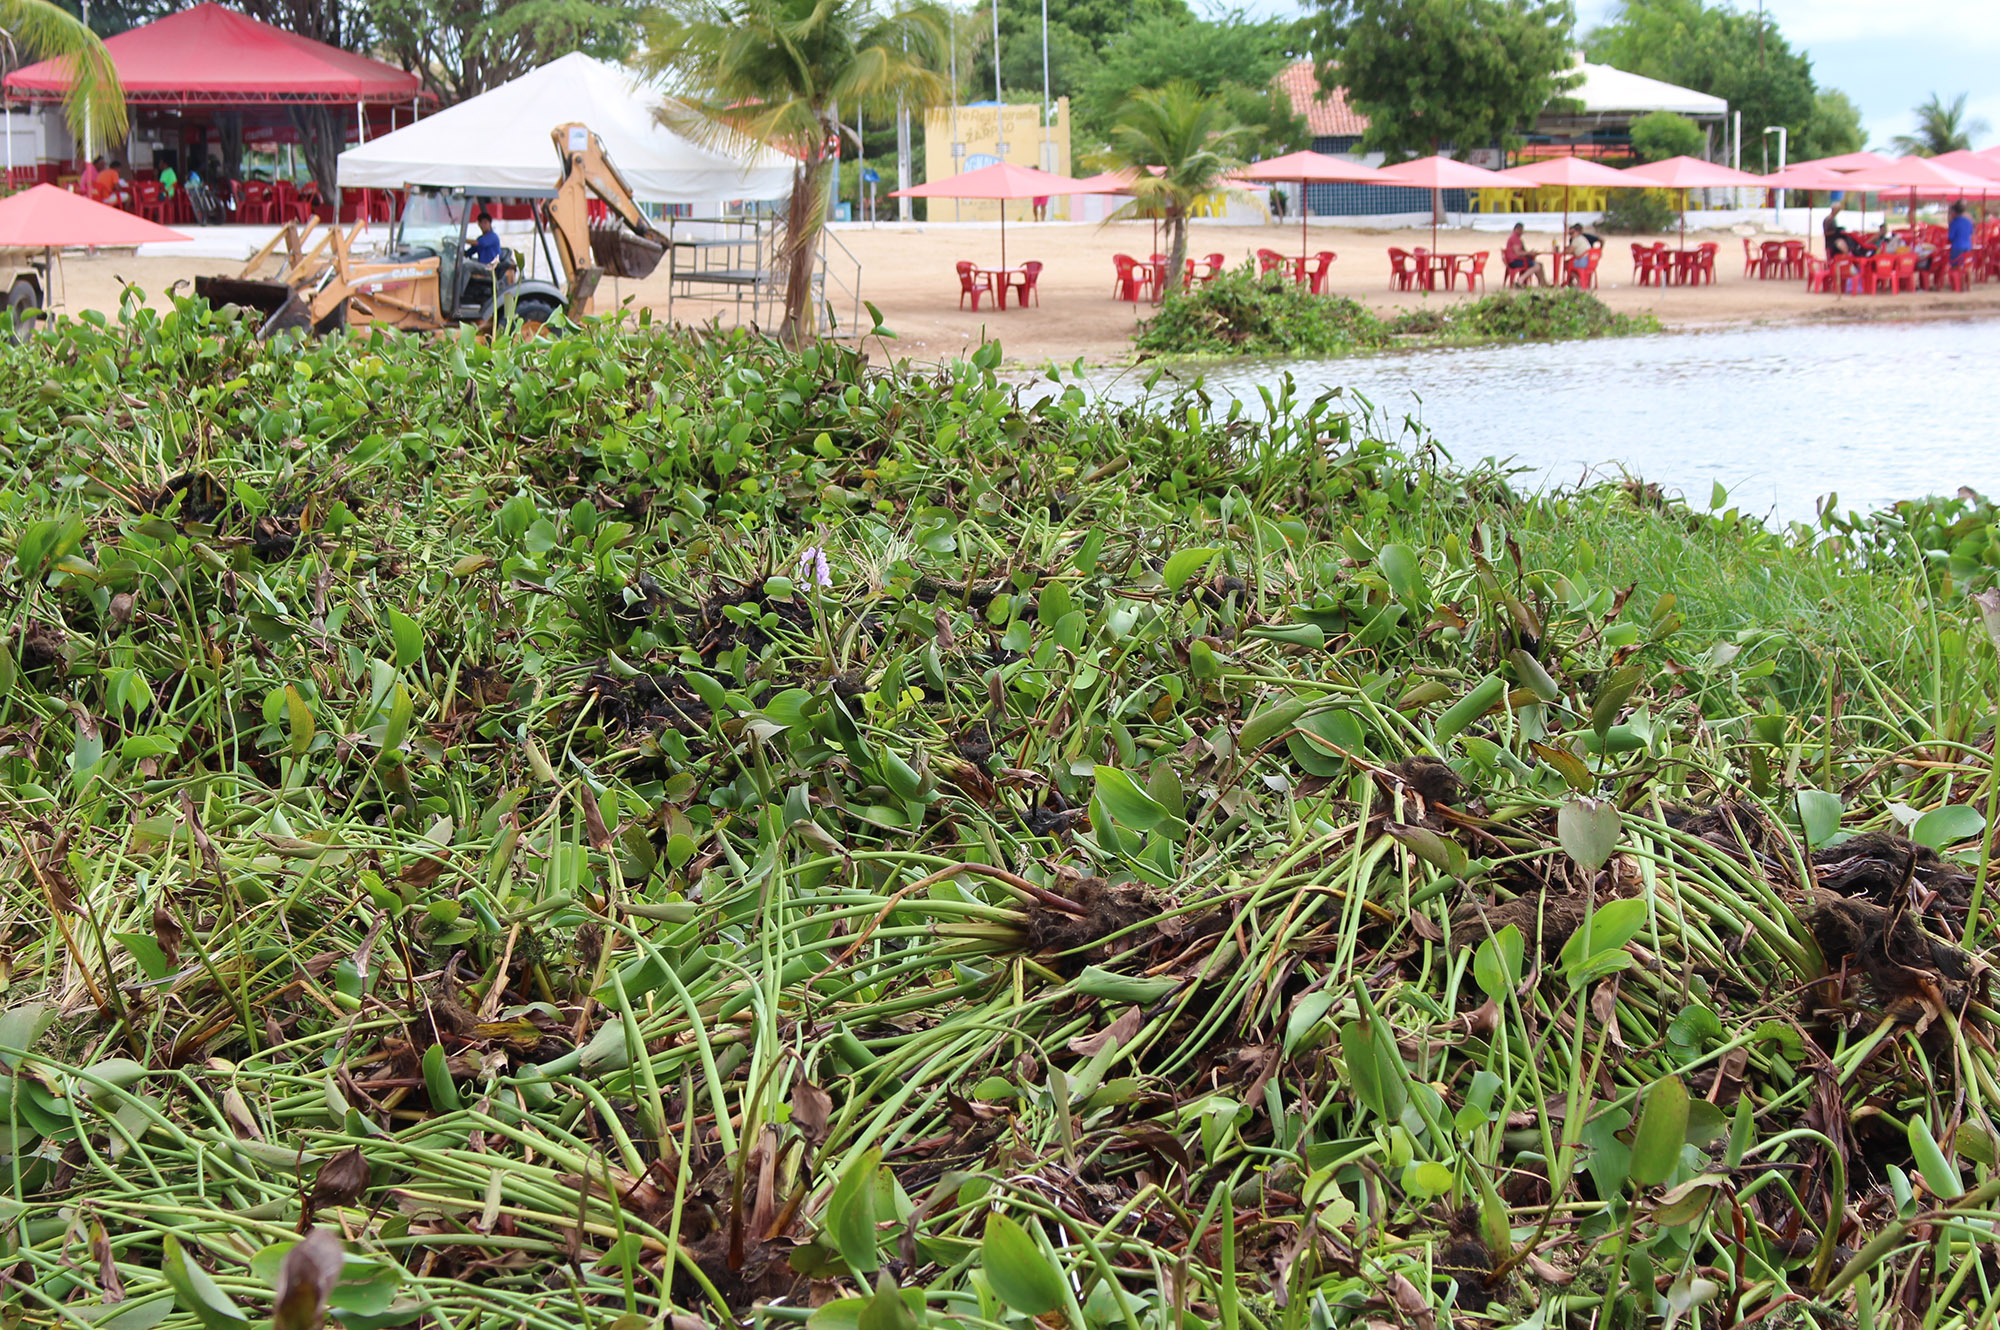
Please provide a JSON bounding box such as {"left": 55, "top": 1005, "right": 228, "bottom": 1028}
{"left": 1890, "top": 92, "right": 1990, "bottom": 157}
{"left": 1107, "top": 82, "right": 1249, "bottom": 287}
{"left": 641, "top": 0, "right": 949, "bottom": 345}
{"left": 0, "top": 0, "right": 126, "bottom": 152}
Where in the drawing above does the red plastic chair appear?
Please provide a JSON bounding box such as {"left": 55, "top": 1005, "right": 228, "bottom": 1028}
{"left": 1563, "top": 247, "right": 1602, "bottom": 289}
{"left": 1942, "top": 255, "right": 1973, "bottom": 293}
{"left": 1692, "top": 243, "right": 1717, "bottom": 286}
{"left": 1804, "top": 255, "right": 1833, "bottom": 292}
{"left": 1011, "top": 260, "right": 1042, "bottom": 307}
{"left": 1111, "top": 253, "right": 1150, "bottom": 302}
{"left": 1255, "top": 247, "right": 1287, "bottom": 276}
{"left": 1759, "top": 240, "right": 1785, "bottom": 279}
{"left": 1892, "top": 254, "right": 1918, "bottom": 293}
{"left": 240, "top": 180, "right": 276, "bottom": 224}
{"left": 133, "top": 180, "right": 168, "bottom": 224}
{"left": 1632, "top": 243, "right": 1662, "bottom": 287}
{"left": 1305, "top": 250, "right": 1336, "bottom": 294}
{"left": 1411, "top": 246, "right": 1436, "bottom": 291}
{"left": 1387, "top": 247, "right": 1416, "bottom": 290}
{"left": 1740, "top": 236, "right": 1763, "bottom": 278}
{"left": 956, "top": 261, "right": 989, "bottom": 311}
{"left": 1461, "top": 251, "right": 1489, "bottom": 292}
{"left": 1196, "top": 252, "right": 1226, "bottom": 284}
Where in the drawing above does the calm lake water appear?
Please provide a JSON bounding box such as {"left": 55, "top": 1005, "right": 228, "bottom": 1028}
{"left": 1075, "top": 318, "right": 2000, "bottom": 525}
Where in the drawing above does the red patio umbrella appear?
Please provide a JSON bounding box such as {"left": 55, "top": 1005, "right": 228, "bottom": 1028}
{"left": 1792, "top": 150, "right": 1896, "bottom": 173}
{"left": 1370, "top": 155, "right": 1512, "bottom": 254}
{"left": 0, "top": 184, "right": 189, "bottom": 247}
{"left": 890, "top": 162, "right": 1111, "bottom": 269}
{"left": 1233, "top": 150, "right": 1389, "bottom": 266}
{"left": 1761, "top": 162, "right": 1873, "bottom": 253}
{"left": 1843, "top": 155, "right": 1994, "bottom": 240}
{"left": 1620, "top": 155, "right": 1766, "bottom": 247}
{"left": 1493, "top": 156, "right": 1644, "bottom": 269}
{"left": 0, "top": 185, "right": 189, "bottom": 323}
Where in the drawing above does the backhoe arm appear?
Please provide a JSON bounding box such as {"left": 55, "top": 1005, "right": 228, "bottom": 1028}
{"left": 546, "top": 123, "right": 668, "bottom": 304}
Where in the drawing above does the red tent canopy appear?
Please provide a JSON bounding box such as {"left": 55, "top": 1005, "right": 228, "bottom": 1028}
{"left": 0, "top": 185, "right": 188, "bottom": 246}
{"left": 3, "top": 3, "right": 425, "bottom": 105}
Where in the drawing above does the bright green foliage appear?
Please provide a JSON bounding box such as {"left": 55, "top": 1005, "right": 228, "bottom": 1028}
{"left": 1599, "top": 186, "right": 1678, "bottom": 232}
{"left": 1797, "top": 88, "right": 1866, "bottom": 163}
{"left": 2, "top": 0, "right": 126, "bottom": 144}
{"left": 640, "top": 0, "right": 950, "bottom": 344}
{"left": 368, "top": 0, "right": 638, "bottom": 104}
{"left": 0, "top": 295, "right": 1998, "bottom": 1325}
{"left": 1305, "top": 0, "right": 1578, "bottom": 160}
{"left": 1074, "top": 14, "right": 1307, "bottom": 156}
{"left": 1891, "top": 92, "right": 1991, "bottom": 157}
{"left": 993, "top": 0, "right": 1190, "bottom": 102}
{"left": 1628, "top": 109, "right": 1705, "bottom": 161}
{"left": 1106, "top": 81, "right": 1251, "bottom": 280}
{"left": 1587, "top": 0, "right": 1818, "bottom": 170}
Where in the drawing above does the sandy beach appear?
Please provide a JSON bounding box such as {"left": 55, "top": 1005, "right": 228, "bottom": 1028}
{"left": 43, "top": 216, "right": 2000, "bottom": 364}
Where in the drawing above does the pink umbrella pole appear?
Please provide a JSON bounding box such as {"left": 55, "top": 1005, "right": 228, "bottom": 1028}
{"left": 1301, "top": 180, "right": 1308, "bottom": 265}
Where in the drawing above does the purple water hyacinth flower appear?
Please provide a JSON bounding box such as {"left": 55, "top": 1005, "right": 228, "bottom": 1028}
{"left": 798, "top": 546, "right": 832, "bottom": 587}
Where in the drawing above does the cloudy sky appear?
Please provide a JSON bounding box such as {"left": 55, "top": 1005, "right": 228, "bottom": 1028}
{"left": 1226, "top": 0, "right": 2000, "bottom": 153}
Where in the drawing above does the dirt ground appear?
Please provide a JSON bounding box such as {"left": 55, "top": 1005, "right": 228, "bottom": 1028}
{"left": 48, "top": 217, "right": 2000, "bottom": 365}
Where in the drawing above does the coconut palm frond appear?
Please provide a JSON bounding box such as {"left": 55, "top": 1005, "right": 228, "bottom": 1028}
{"left": 0, "top": 0, "right": 126, "bottom": 146}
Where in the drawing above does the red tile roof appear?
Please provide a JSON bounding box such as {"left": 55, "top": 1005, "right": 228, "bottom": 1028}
{"left": 1276, "top": 61, "right": 1370, "bottom": 138}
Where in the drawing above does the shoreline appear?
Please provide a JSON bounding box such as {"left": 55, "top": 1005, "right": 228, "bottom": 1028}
{"left": 36, "top": 217, "right": 2000, "bottom": 367}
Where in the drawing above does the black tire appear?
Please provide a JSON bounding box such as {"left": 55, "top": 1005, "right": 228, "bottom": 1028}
{"left": 501, "top": 293, "right": 563, "bottom": 332}
{"left": 6, "top": 277, "right": 43, "bottom": 342}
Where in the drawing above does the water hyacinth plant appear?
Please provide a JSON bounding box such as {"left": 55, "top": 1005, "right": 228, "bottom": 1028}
{"left": 0, "top": 297, "right": 1998, "bottom": 1327}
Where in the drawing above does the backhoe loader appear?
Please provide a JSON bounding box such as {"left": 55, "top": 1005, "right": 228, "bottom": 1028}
{"left": 199, "top": 123, "right": 667, "bottom": 338}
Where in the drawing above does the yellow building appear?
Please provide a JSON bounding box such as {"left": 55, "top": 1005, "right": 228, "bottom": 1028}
{"left": 921, "top": 99, "right": 1072, "bottom": 221}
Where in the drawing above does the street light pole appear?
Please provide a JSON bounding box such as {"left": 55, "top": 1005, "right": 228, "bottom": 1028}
{"left": 1762, "top": 125, "right": 1787, "bottom": 230}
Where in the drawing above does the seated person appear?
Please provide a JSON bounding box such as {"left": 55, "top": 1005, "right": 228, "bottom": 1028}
{"left": 1566, "top": 223, "right": 1596, "bottom": 276}
{"left": 1502, "top": 222, "right": 1548, "bottom": 286}
{"left": 90, "top": 157, "right": 123, "bottom": 206}
{"left": 1874, "top": 224, "right": 1909, "bottom": 254}
{"left": 1949, "top": 201, "right": 1975, "bottom": 267}
{"left": 464, "top": 212, "right": 515, "bottom": 281}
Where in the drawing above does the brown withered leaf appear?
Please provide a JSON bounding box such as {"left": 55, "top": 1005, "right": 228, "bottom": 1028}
{"left": 305, "top": 1147, "right": 371, "bottom": 1224}
{"left": 273, "top": 1229, "right": 345, "bottom": 1330}
{"left": 93, "top": 1222, "right": 124, "bottom": 1303}
{"left": 791, "top": 1078, "right": 833, "bottom": 1149}
{"left": 152, "top": 901, "right": 184, "bottom": 966}
{"left": 1067, "top": 1006, "right": 1142, "bottom": 1057}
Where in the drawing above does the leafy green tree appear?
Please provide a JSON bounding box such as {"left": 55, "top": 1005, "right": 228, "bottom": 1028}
{"left": 997, "top": 19, "right": 1098, "bottom": 104}
{"left": 12, "top": 0, "right": 130, "bottom": 145}
{"left": 1107, "top": 80, "right": 1249, "bottom": 280}
{"left": 642, "top": 0, "right": 950, "bottom": 345}
{"left": 1305, "top": 0, "right": 1578, "bottom": 161}
{"left": 1796, "top": 88, "right": 1863, "bottom": 163}
{"left": 1586, "top": 0, "right": 1814, "bottom": 169}
{"left": 1628, "top": 110, "right": 1703, "bottom": 161}
{"left": 1890, "top": 93, "right": 1989, "bottom": 157}
{"left": 998, "top": 0, "right": 1187, "bottom": 57}
{"left": 1076, "top": 14, "right": 1304, "bottom": 155}
{"left": 369, "top": 0, "right": 637, "bottom": 105}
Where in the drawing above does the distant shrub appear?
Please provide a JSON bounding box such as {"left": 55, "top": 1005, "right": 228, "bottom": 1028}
{"left": 1136, "top": 266, "right": 1392, "bottom": 356}
{"left": 1448, "top": 289, "right": 1660, "bottom": 340}
{"left": 1600, "top": 188, "right": 1679, "bottom": 234}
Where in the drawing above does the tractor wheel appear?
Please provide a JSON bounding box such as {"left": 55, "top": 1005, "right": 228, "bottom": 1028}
{"left": 6, "top": 278, "right": 43, "bottom": 341}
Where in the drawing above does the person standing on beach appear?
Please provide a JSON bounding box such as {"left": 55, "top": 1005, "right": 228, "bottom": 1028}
{"left": 1949, "top": 202, "right": 1974, "bottom": 270}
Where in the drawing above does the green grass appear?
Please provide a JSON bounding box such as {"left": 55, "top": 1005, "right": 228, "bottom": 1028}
{"left": 2, "top": 296, "right": 2000, "bottom": 1330}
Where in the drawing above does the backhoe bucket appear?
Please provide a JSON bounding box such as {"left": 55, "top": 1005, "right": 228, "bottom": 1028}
{"left": 590, "top": 226, "right": 666, "bottom": 280}
{"left": 193, "top": 274, "right": 295, "bottom": 318}
{"left": 256, "top": 291, "right": 316, "bottom": 340}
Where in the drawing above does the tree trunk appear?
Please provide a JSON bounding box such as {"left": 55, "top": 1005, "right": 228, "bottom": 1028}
{"left": 287, "top": 105, "right": 344, "bottom": 216}
{"left": 780, "top": 144, "right": 828, "bottom": 344}
{"left": 1165, "top": 209, "right": 1188, "bottom": 295}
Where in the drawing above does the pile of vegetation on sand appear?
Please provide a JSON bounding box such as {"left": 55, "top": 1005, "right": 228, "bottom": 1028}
{"left": 6, "top": 298, "right": 2000, "bottom": 1329}
{"left": 1138, "top": 269, "right": 1657, "bottom": 357}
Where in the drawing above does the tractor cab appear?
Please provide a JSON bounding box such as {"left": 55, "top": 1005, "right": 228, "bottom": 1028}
{"left": 395, "top": 189, "right": 497, "bottom": 321}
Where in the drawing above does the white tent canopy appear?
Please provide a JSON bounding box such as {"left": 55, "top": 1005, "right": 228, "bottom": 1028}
{"left": 1569, "top": 61, "right": 1728, "bottom": 118}
{"left": 336, "top": 52, "right": 794, "bottom": 204}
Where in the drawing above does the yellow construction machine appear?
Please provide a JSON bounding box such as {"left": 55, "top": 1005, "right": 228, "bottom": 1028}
{"left": 201, "top": 124, "right": 667, "bottom": 337}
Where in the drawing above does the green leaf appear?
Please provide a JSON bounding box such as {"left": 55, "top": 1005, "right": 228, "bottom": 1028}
{"left": 1162, "top": 547, "right": 1219, "bottom": 592}
{"left": 285, "top": 686, "right": 315, "bottom": 761}
{"left": 386, "top": 609, "right": 424, "bottom": 672}
{"left": 421, "top": 1045, "right": 461, "bottom": 1113}
{"left": 1433, "top": 675, "right": 1506, "bottom": 744}
{"left": 0, "top": 1002, "right": 57, "bottom": 1069}
{"left": 981, "top": 1212, "right": 1066, "bottom": 1316}
{"left": 1338, "top": 1012, "right": 1406, "bottom": 1123}
{"left": 162, "top": 1235, "right": 249, "bottom": 1330}
{"left": 1795, "top": 789, "right": 1844, "bottom": 849}
{"left": 1590, "top": 663, "right": 1644, "bottom": 739}
{"left": 1556, "top": 797, "right": 1622, "bottom": 870}
{"left": 1092, "top": 765, "right": 1171, "bottom": 832}
{"left": 855, "top": 1273, "right": 918, "bottom": 1330}
{"left": 1629, "top": 1075, "right": 1689, "bottom": 1188}
{"left": 1472, "top": 924, "right": 1524, "bottom": 1001}
{"left": 1908, "top": 1116, "right": 1963, "bottom": 1199}
{"left": 1559, "top": 897, "right": 1649, "bottom": 982}
{"left": 1376, "top": 543, "right": 1426, "bottom": 604}
{"left": 1912, "top": 804, "right": 1985, "bottom": 851}
{"left": 1070, "top": 967, "right": 1177, "bottom": 1004}
{"left": 826, "top": 1147, "right": 883, "bottom": 1273}
{"left": 1509, "top": 648, "right": 1560, "bottom": 702}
